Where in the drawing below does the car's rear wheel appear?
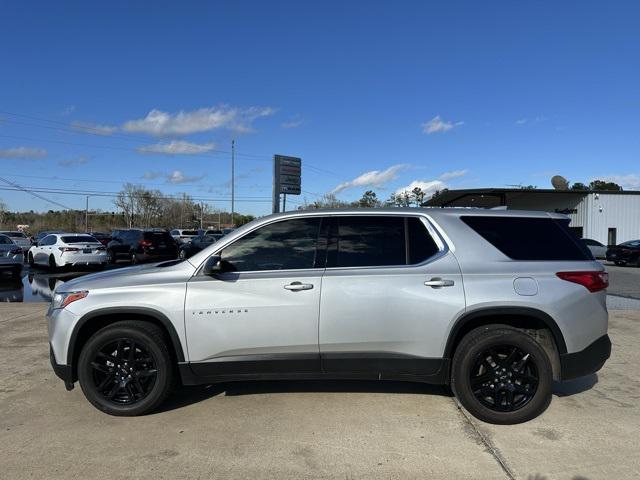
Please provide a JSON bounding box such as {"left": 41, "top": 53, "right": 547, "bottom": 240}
{"left": 451, "top": 325, "right": 553, "bottom": 424}
{"left": 106, "top": 250, "right": 116, "bottom": 264}
{"left": 78, "top": 321, "right": 175, "bottom": 416}
{"left": 131, "top": 252, "right": 139, "bottom": 265}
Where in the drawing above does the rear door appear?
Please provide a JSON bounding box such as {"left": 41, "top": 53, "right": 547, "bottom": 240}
{"left": 185, "top": 216, "right": 327, "bottom": 377}
{"left": 319, "top": 214, "right": 465, "bottom": 378}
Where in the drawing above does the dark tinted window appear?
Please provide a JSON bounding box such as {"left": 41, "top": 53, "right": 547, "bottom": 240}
{"left": 61, "top": 235, "right": 100, "bottom": 243}
{"left": 221, "top": 218, "right": 321, "bottom": 271}
{"left": 143, "top": 231, "right": 173, "bottom": 243}
{"left": 41, "top": 235, "right": 56, "bottom": 246}
{"left": 330, "top": 216, "right": 405, "bottom": 268}
{"left": 0, "top": 235, "right": 12, "bottom": 245}
{"left": 181, "top": 230, "right": 198, "bottom": 236}
{"left": 407, "top": 217, "right": 440, "bottom": 264}
{"left": 461, "top": 216, "right": 592, "bottom": 261}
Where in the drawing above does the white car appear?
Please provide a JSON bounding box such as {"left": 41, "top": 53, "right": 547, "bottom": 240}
{"left": 28, "top": 234, "right": 107, "bottom": 270}
{"left": 170, "top": 229, "right": 199, "bottom": 244}
{"left": 581, "top": 238, "right": 607, "bottom": 259}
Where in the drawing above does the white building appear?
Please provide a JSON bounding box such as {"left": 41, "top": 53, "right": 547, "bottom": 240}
{"left": 426, "top": 188, "right": 640, "bottom": 245}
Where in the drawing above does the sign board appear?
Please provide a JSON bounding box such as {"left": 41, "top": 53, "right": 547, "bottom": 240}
{"left": 273, "top": 154, "right": 302, "bottom": 213}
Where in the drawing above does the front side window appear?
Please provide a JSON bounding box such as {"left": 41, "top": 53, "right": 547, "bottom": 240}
{"left": 220, "top": 217, "right": 322, "bottom": 272}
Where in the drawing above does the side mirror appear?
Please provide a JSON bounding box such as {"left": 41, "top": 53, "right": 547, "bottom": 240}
{"left": 202, "top": 255, "right": 224, "bottom": 275}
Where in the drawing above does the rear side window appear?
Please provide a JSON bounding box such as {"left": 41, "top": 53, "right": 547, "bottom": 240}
{"left": 0, "top": 236, "right": 12, "bottom": 244}
{"left": 182, "top": 230, "right": 198, "bottom": 236}
{"left": 461, "top": 216, "right": 592, "bottom": 261}
{"left": 328, "top": 216, "right": 440, "bottom": 268}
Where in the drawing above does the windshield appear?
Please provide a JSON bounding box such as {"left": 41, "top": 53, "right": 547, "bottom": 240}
{"left": 61, "top": 235, "right": 100, "bottom": 244}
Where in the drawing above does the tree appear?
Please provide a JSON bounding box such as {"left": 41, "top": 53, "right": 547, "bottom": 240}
{"left": 589, "top": 180, "right": 622, "bottom": 191}
{"left": 386, "top": 192, "right": 412, "bottom": 207}
{"left": 356, "top": 190, "right": 380, "bottom": 208}
{"left": 299, "top": 193, "right": 350, "bottom": 210}
{"left": 570, "top": 182, "right": 589, "bottom": 191}
{"left": 412, "top": 187, "right": 425, "bottom": 207}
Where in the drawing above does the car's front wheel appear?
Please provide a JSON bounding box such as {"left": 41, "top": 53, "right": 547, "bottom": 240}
{"left": 77, "top": 321, "right": 175, "bottom": 416}
{"left": 451, "top": 325, "right": 553, "bottom": 424}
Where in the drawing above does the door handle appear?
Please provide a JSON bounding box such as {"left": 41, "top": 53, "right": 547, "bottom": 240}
{"left": 284, "top": 282, "right": 314, "bottom": 291}
{"left": 424, "top": 278, "right": 455, "bottom": 288}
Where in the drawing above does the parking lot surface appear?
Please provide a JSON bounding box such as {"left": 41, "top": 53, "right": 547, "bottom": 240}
{"left": 1, "top": 303, "right": 639, "bottom": 479}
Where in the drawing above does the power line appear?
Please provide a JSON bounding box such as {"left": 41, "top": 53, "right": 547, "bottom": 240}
{"left": 0, "top": 176, "right": 74, "bottom": 210}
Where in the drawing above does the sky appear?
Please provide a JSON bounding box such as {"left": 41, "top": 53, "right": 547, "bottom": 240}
{"left": 1, "top": 1, "right": 639, "bottom": 216}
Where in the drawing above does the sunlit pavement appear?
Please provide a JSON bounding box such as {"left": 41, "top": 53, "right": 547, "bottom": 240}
{"left": 0, "top": 303, "right": 638, "bottom": 479}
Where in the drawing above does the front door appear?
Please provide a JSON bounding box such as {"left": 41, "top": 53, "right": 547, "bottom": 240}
{"left": 185, "top": 216, "right": 326, "bottom": 378}
{"left": 319, "top": 215, "right": 466, "bottom": 378}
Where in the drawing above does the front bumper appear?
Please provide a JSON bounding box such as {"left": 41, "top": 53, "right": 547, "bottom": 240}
{"left": 560, "top": 334, "right": 611, "bottom": 381}
{"left": 50, "top": 345, "right": 74, "bottom": 390}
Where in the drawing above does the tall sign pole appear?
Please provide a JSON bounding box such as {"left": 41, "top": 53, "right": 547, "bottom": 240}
{"left": 231, "top": 139, "right": 235, "bottom": 226}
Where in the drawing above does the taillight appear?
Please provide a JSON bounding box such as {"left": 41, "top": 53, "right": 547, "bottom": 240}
{"left": 556, "top": 271, "right": 609, "bottom": 293}
{"left": 9, "top": 247, "right": 22, "bottom": 255}
{"left": 59, "top": 247, "right": 79, "bottom": 252}
{"left": 139, "top": 240, "right": 153, "bottom": 247}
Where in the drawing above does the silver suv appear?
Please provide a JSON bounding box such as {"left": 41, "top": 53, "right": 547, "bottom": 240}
{"left": 48, "top": 209, "right": 611, "bottom": 424}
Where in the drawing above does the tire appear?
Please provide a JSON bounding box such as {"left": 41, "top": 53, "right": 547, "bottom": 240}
{"left": 451, "top": 325, "right": 553, "bottom": 425}
{"left": 131, "top": 252, "right": 139, "bottom": 265}
{"left": 614, "top": 261, "right": 626, "bottom": 266}
{"left": 28, "top": 252, "right": 34, "bottom": 267}
{"left": 106, "top": 250, "right": 116, "bottom": 265}
{"left": 48, "top": 255, "right": 58, "bottom": 272}
{"left": 77, "top": 321, "right": 176, "bottom": 416}
{"left": 179, "top": 249, "right": 187, "bottom": 259}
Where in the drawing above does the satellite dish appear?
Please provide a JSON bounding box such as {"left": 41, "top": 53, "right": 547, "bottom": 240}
{"left": 551, "top": 175, "right": 569, "bottom": 190}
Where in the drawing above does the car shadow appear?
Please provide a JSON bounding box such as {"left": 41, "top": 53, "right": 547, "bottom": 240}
{"left": 155, "top": 380, "right": 451, "bottom": 413}
{"left": 553, "top": 373, "right": 598, "bottom": 397}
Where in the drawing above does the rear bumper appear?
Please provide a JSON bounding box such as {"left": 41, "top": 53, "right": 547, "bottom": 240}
{"left": 560, "top": 334, "right": 611, "bottom": 381}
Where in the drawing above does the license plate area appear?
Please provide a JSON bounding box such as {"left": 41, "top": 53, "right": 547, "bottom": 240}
{"left": 83, "top": 248, "right": 92, "bottom": 254}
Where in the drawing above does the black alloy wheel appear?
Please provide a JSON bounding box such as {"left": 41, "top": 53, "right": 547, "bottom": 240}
{"left": 469, "top": 345, "right": 538, "bottom": 412}
{"left": 90, "top": 338, "right": 158, "bottom": 405}
{"left": 451, "top": 325, "right": 552, "bottom": 424}
{"left": 78, "top": 321, "right": 175, "bottom": 416}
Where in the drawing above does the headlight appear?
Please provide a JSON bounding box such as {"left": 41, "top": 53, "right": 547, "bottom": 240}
{"left": 52, "top": 291, "right": 88, "bottom": 309}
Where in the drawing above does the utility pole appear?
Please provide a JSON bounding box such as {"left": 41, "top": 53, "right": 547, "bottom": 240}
{"left": 282, "top": 194, "right": 286, "bottom": 212}
{"left": 85, "top": 196, "right": 89, "bottom": 231}
{"left": 200, "top": 202, "right": 204, "bottom": 230}
{"left": 231, "top": 139, "right": 235, "bottom": 226}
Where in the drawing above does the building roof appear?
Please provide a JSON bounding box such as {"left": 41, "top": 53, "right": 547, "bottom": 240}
{"left": 425, "top": 187, "right": 640, "bottom": 207}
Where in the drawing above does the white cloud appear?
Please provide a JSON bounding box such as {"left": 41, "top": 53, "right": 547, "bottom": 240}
{"left": 439, "top": 169, "right": 468, "bottom": 181}
{"left": 421, "top": 115, "right": 464, "bottom": 134}
{"left": 515, "top": 116, "right": 547, "bottom": 126}
{"left": 167, "top": 170, "right": 206, "bottom": 184}
{"left": 0, "top": 146, "right": 47, "bottom": 159}
{"left": 71, "top": 121, "right": 117, "bottom": 136}
{"left": 395, "top": 180, "right": 447, "bottom": 197}
{"left": 61, "top": 105, "right": 76, "bottom": 116}
{"left": 123, "top": 106, "right": 275, "bottom": 136}
{"left": 595, "top": 174, "right": 640, "bottom": 190}
{"left": 515, "top": 118, "right": 528, "bottom": 125}
{"left": 142, "top": 170, "right": 206, "bottom": 184}
{"left": 58, "top": 155, "right": 90, "bottom": 167}
{"left": 331, "top": 164, "right": 409, "bottom": 194}
{"left": 137, "top": 140, "right": 215, "bottom": 155}
{"left": 281, "top": 116, "right": 304, "bottom": 129}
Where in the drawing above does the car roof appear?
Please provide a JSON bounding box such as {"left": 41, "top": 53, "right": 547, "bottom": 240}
{"left": 259, "top": 207, "right": 569, "bottom": 221}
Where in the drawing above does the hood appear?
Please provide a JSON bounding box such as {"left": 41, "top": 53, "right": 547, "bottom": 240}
{"left": 57, "top": 259, "right": 196, "bottom": 293}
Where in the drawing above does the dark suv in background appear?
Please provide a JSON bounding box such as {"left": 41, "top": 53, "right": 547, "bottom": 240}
{"left": 106, "top": 229, "right": 178, "bottom": 264}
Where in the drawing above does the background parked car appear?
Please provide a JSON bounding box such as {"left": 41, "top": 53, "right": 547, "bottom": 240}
{"left": 85, "top": 231, "right": 111, "bottom": 246}
{"left": 170, "top": 229, "right": 199, "bottom": 245}
{"left": 0, "top": 234, "right": 24, "bottom": 278}
{"left": 606, "top": 240, "right": 640, "bottom": 266}
{"left": 0, "top": 230, "right": 31, "bottom": 253}
{"left": 581, "top": 238, "right": 607, "bottom": 259}
{"left": 107, "top": 229, "right": 178, "bottom": 264}
{"left": 178, "top": 233, "right": 220, "bottom": 259}
{"left": 28, "top": 234, "right": 106, "bottom": 270}
{"left": 32, "top": 230, "right": 65, "bottom": 245}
